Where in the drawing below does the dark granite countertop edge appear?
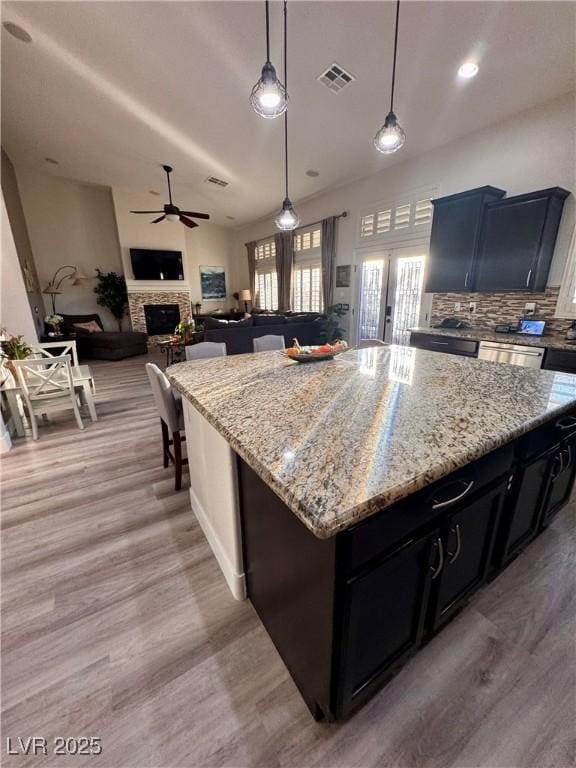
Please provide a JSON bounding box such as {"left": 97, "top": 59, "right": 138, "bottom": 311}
{"left": 168, "top": 366, "right": 576, "bottom": 539}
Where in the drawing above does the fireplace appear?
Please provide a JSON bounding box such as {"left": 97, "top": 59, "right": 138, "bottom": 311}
{"left": 144, "top": 304, "right": 180, "bottom": 335}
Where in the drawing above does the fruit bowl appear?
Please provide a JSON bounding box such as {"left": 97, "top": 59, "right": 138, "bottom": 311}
{"left": 283, "top": 342, "right": 347, "bottom": 363}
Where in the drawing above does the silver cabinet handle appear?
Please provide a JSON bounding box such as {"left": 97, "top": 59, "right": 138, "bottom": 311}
{"left": 430, "top": 537, "right": 444, "bottom": 580}
{"left": 447, "top": 523, "right": 462, "bottom": 564}
{"left": 563, "top": 444, "right": 572, "bottom": 470}
{"left": 552, "top": 450, "right": 564, "bottom": 480}
{"left": 432, "top": 480, "right": 475, "bottom": 510}
{"left": 464, "top": 271, "right": 469, "bottom": 289}
{"left": 525, "top": 269, "right": 532, "bottom": 287}
{"left": 430, "top": 341, "right": 449, "bottom": 346}
{"left": 556, "top": 415, "right": 576, "bottom": 430}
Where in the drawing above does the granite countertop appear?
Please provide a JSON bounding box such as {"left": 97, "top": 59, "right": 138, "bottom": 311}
{"left": 168, "top": 347, "right": 576, "bottom": 539}
{"left": 410, "top": 326, "right": 576, "bottom": 351}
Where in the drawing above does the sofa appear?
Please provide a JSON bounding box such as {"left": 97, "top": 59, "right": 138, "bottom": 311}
{"left": 203, "top": 313, "right": 325, "bottom": 355}
{"left": 61, "top": 313, "right": 148, "bottom": 360}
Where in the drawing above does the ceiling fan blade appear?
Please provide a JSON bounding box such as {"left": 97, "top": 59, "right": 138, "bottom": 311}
{"left": 131, "top": 210, "right": 164, "bottom": 214}
{"left": 151, "top": 215, "right": 166, "bottom": 224}
{"left": 179, "top": 215, "right": 199, "bottom": 229}
{"left": 178, "top": 211, "right": 210, "bottom": 220}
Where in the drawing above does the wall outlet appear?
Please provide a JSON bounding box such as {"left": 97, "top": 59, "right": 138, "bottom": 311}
{"left": 524, "top": 302, "right": 536, "bottom": 316}
{"left": 469, "top": 302, "right": 476, "bottom": 313}
{"left": 454, "top": 302, "right": 462, "bottom": 311}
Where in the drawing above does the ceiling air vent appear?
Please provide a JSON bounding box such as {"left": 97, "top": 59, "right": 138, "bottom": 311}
{"left": 317, "top": 63, "right": 355, "bottom": 94}
{"left": 205, "top": 176, "right": 229, "bottom": 188}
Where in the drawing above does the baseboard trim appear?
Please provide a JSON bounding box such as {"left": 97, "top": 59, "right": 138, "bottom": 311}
{"left": 188, "top": 485, "right": 247, "bottom": 601}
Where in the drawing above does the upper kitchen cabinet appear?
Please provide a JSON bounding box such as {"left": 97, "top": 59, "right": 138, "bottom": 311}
{"left": 474, "top": 187, "right": 570, "bottom": 292}
{"left": 425, "top": 186, "right": 506, "bottom": 293}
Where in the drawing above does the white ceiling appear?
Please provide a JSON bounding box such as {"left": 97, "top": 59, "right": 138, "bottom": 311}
{"left": 2, "top": 1, "right": 574, "bottom": 227}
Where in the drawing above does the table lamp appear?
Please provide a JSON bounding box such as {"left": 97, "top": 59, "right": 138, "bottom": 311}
{"left": 239, "top": 289, "right": 252, "bottom": 314}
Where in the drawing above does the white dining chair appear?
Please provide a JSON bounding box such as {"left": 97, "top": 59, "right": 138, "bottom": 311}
{"left": 358, "top": 338, "right": 388, "bottom": 349}
{"left": 146, "top": 363, "right": 187, "bottom": 491}
{"left": 31, "top": 340, "right": 97, "bottom": 421}
{"left": 12, "top": 355, "right": 84, "bottom": 440}
{"left": 185, "top": 342, "right": 227, "bottom": 361}
{"left": 253, "top": 335, "right": 285, "bottom": 353}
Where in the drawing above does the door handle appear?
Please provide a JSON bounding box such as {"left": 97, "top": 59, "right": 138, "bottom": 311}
{"left": 464, "top": 271, "right": 469, "bottom": 289}
{"left": 431, "top": 480, "right": 475, "bottom": 510}
{"left": 555, "top": 415, "right": 576, "bottom": 430}
{"left": 447, "top": 523, "right": 462, "bottom": 564}
{"left": 563, "top": 444, "right": 572, "bottom": 470}
{"left": 430, "top": 537, "right": 444, "bottom": 580}
{"left": 551, "top": 451, "right": 564, "bottom": 480}
{"left": 525, "top": 269, "right": 533, "bottom": 287}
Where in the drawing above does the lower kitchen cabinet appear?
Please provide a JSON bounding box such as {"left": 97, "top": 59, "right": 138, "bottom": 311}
{"left": 541, "top": 435, "right": 576, "bottom": 527}
{"left": 410, "top": 331, "right": 478, "bottom": 357}
{"left": 428, "top": 480, "right": 506, "bottom": 632}
{"left": 335, "top": 532, "right": 438, "bottom": 715}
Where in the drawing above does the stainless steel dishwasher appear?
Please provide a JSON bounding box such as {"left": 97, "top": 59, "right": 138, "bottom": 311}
{"left": 478, "top": 340, "right": 545, "bottom": 369}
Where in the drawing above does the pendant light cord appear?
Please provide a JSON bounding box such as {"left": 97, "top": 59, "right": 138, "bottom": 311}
{"left": 265, "top": 0, "right": 270, "bottom": 62}
{"left": 283, "top": 0, "right": 289, "bottom": 199}
{"left": 390, "top": 0, "right": 400, "bottom": 113}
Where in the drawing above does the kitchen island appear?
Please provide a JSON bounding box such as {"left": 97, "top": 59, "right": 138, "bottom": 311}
{"left": 168, "top": 346, "right": 576, "bottom": 720}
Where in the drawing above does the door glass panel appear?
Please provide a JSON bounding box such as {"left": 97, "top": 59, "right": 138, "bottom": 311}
{"left": 358, "top": 259, "right": 385, "bottom": 341}
{"left": 392, "top": 255, "right": 426, "bottom": 345}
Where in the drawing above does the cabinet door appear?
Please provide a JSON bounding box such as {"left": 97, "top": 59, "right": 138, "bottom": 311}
{"left": 475, "top": 197, "right": 548, "bottom": 291}
{"left": 336, "top": 532, "right": 438, "bottom": 715}
{"left": 426, "top": 199, "right": 477, "bottom": 293}
{"left": 499, "top": 451, "right": 551, "bottom": 565}
{"left": 429, "top": 482, "right": 505, "bottom": 632}
{"left": 541, "top": 438, "right": 576, "bottom": 527}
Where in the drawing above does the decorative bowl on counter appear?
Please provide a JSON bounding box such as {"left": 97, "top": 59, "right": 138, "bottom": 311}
{"left": 283, "top": 341, "right": 347, "bottom": 363}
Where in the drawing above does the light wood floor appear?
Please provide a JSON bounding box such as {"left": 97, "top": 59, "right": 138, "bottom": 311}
{"left": 1, "top": 353, "right": 575, "bottom": 768}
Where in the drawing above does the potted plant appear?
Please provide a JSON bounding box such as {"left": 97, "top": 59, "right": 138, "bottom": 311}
{"left": 174, "top": 319, "right": 195, "bottom": 344}
{"left": 319, "top": 304, "right": 348, "bottom": 344}
{"left": 45, "top": 313, "right": 64, "bottom": 336}
{"left": 0, "top": 329, "right": 31, "bottom": 380}
{"left": 94, "top": 269, "right": 128, "bottom": 331}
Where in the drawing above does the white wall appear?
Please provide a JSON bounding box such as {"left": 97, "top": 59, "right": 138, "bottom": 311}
{"left": 233, "top": 92, "right": 575, "bottom": 309}
{"left": 112, "top": 188, "right": 237, "bottom": 311}
{"left": 1, "top": 193, "right": 37, "bottom": 342}
{"left": 16, "top": 171, "right": 124, "bottom": 330}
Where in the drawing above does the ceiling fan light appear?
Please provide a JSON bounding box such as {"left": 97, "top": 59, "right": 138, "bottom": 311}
{"left": 165, "top": 213, "right": 179, "bottom": 222}
{"left": 275, "top": 198, "right": 300, "bottom": 231}
{"left": 250, "top": 62, "right": 288, "bottom": 119}
{"left": 374, "top": 111, "right": 406, "bottom": 154}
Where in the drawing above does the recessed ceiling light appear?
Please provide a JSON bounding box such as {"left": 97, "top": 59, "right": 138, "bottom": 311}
{"left": 306, "top": 170, "right": 319, "bottom": 178}
{"left": 44, "top": 157, "right": 59, "bottom": 166}
{"left": 3, "top": 22, "right": 32, "bottom": 43}
{"left": 458, "top": 62, "right": 479, "bottom": 79}
{"left": 149, "top": 190, "right": 160, "bottom": 196}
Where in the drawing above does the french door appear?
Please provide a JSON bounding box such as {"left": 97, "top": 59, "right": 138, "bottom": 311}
{"left": 355, "top": 247, "right": 428, "bottom": 345}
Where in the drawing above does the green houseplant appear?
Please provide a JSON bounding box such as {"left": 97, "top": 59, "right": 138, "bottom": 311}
{"left": 0, "top": 329, "right": 31, "bottom": 380}
{"left": 319, "top": 304, "right": 347, "bottom": 344}
{"left": 94, "top": 269, "right": 128, "bottom": 331}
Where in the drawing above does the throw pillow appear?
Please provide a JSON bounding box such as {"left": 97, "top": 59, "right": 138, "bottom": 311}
{"left": 73, "top": 321, "right": 102, "bottom": 333}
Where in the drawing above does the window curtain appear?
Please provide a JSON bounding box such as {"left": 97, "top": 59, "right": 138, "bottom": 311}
{"left": 321, "top": 216, "right": 337, "bottom": 308}
{"left": 245, "top": 241, "right": 257, "bottom": 304}
{"left": 274, "top": 232, "right": 294, "bottom": 313}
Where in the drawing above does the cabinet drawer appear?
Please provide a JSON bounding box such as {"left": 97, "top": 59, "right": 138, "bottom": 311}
{"left": 517, "top": 408, "right": 576, "bottom": 460}
{"left": 543, "top": 348, "right": 576, "bottom": 374}
{"left": 341, "top": 444, "right": 514, "bottom": 575}
{"left": 410, "top": 332, "right": 478, "bottom": 357}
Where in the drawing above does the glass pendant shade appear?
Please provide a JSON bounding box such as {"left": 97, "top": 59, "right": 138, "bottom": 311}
{"left": 275, "top": 198, "right": 300, "bottom": 231}
{"left": 165, "top": 213, "right": 179, "bottom": 222}
{"left": 374, "top": 111, "right": 406, "bottom": 154}
{"left": 250, "top": 61, "right": 288, "bottom": 119}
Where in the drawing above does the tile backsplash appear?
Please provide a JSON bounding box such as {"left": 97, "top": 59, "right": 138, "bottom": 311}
{"left": 430, "top": 287, "right": 574, "bottom": 338}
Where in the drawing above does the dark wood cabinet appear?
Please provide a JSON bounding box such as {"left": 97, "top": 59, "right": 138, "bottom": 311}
{"left": 541, "top": 435, "right": 576, "bottom": 528}
{"left": 428, "top": 480, "right": 505, "bottom": 632}
{"left": 425, "top": 186, "right": 505, "bottom": 293}
{"left": 543, "top": 347, "right": 576, "bottom": 374}
{"left": 474, "top": 187, "right": 569, "bottom": 292}
{"left": 336, "top": 532, "right": 437, "bottom": 714}
{"left": 410, "top": 331, "right": 478, "bottom": 357}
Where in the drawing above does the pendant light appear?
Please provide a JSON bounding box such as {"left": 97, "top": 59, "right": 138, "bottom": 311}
{"left": 250, "top": 0, "right": 288, "bottom": 119}
{"left": 374, "top": 0, "right": 406, "bottom": 154}
{"left": 275, "top": 0, "right": 299, "bottom": 231}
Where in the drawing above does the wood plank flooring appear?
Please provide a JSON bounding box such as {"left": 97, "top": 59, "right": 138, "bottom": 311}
{"left": 1, "top": 353, "right": 575, "bottom": 768}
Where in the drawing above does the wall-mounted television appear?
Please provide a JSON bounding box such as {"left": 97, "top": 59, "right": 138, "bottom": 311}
{"left": 130, "top": 249, "right": 184, "bottom": 280}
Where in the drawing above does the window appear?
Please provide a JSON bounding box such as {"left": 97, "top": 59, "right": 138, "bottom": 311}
{"left": 254, "top": 238, "right": 278, "bottom": 310}
{"left": 359, "top": 189, "right": 436, "bottom": 243}
{"left": 555, "top": 226, "right": 576, "bottom": 319}
{"left": 392, "top": 255, "right": 426, "bottom": 345}
{"left": 292, "top": 226, "right": 323, "bottom": 312}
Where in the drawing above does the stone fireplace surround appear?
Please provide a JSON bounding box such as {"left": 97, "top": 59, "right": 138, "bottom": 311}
{"left": 128, "top": 290, "right": 192, "bottom": 340}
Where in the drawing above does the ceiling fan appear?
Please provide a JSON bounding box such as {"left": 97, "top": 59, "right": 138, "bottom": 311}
{"left": 130, "top": 165, "right": 210, "bottom": 229}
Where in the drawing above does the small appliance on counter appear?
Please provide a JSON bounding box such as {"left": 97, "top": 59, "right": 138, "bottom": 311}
{"left": 433, "top": 317, "right": 468, "bottom": 329}
{"left": 565, "top": 320, "right": 576, "bottom": 341}
{"left": 517, "top": 319, "right": 546, "bottom": 336}
{"left": 494, "top": 323, "right": 515, "bottom": 334}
